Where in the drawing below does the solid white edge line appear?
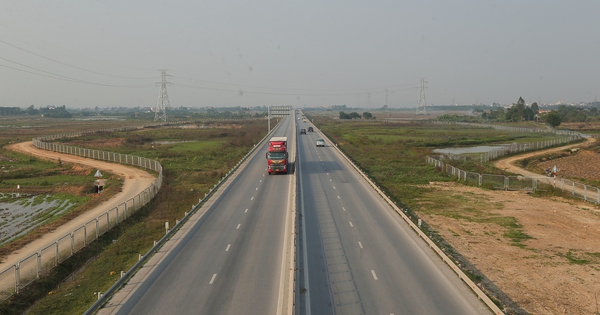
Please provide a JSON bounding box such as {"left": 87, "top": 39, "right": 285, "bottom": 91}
{"left": 209, "top": 273, "right": 217, "bottom": 284}
{"left": 277, "top": 127, "right": 295, "bottom": 315}
{"left": 299, "top": 123, "right": 312, "bottom": 315}
{"left": 276, "top": 114, "right": 297, "bottom": 315}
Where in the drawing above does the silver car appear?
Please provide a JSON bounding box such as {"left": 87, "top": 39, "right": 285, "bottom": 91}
{"left": 316, "top": 139, "right": 325, "bottom": 147}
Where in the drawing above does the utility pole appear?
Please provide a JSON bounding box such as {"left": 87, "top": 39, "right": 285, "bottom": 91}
{"left": 155, "top": 70, "right": 171, "bottom": 121}
{"left": 385, "top": 89, "right": 389, "bottom": 111}
{"left": 416, "top": 77, "right": 427, "bottom": 115}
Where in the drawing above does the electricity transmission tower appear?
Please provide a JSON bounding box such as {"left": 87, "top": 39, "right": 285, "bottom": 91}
{"left": 416, "top": 78, "right": 427, "bottom": 115}
{"left": 155, "top": 70, "right": 171, "bottom": 121}
{"left": 385, "top": 89, "right": 389, "bottom": 111}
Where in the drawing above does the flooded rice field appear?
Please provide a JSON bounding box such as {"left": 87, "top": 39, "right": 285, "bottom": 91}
{"left": 0, "top": 193, "right": 76, "bottom": 246}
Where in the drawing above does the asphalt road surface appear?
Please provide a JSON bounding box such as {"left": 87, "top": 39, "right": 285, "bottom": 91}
{"left": 101, "top": 117, "right": 296, "bottom": 315}
{"left": 296, "top": 118, "right": 492, "bottom": 315}
{"left": 101, "top": 114, "right": 492, "bottom": 315}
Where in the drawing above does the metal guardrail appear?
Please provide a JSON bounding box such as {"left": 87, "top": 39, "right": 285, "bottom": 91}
{"left": 307, "top": 121, "right": 505, "bottom": 315}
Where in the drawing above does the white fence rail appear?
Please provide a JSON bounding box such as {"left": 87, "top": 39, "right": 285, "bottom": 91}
{"left": 428, "top": 156, "right": 600, "bottom": 203}
{"left": 0, "top": 129, "right": 163, "bottom": 303}
{"left": 478, "top": 136, "right": 582, "bottom": 162}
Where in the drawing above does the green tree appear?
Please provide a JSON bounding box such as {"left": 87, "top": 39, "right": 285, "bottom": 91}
{"left": 523, "top": 107, "right": 534, "bottom": 121}
{"left": 545, "top": 111, "right": 562, "bottom": 128}
{"left": 26, "top": 105, "right": 38, "bottom": 115}
{"left": 362, "top": 112, "right": 373, "bottom": 119}
{"left": 348, "top": 112, "right": 361, "bottom": 119}
{"left": 339, "top": 111, "right": 350, "bottom": 119}
{"left": 531, "top": 102, "right": 539, "bottom": 115}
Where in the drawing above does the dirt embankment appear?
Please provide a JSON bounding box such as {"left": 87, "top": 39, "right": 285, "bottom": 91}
{"left": 419, "top": 137, "right": 600, "bottom": 315}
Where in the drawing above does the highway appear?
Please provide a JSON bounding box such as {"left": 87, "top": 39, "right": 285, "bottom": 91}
{"left": 99, "top": 112, "right": 493, "bottom": 315}
{"left": 101, "top": 116, "right": 296, "bottom": 315}
{"left": 296, "top": 117, "right": 492, "bottom": 314}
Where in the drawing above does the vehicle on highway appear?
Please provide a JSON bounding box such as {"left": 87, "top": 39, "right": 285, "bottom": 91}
{"left": 308, "top": 127, "right": 314, "bottom": 132}
{"left": 300, "top": 129, "right": 306, "bottom": 134}
{"left": 267, "top": 137, "right": 288, "bottom": 174}
{"left": 316, "top": 139, "right": 325, "bottom": 147}
{"left": 268, "top": 136, "right": 287, "bottom": 152}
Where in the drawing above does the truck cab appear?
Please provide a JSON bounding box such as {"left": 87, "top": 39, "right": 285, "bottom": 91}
{"left": 266, "top": 151, "right": 288, "bottom": 174}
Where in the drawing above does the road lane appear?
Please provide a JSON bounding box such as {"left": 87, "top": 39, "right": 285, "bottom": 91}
{"left": 101, "top": 116, "right": 295, "bottom": 315}
{"left": 296, "top": 121, "right": 492, "bottom": 315}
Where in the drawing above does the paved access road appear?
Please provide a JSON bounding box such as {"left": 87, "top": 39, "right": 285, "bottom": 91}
{"left": 296, "top": 119, "right": 492, "bottom": 315}
{"left": 101, "top": 117, "right": 296, "bottom": 315}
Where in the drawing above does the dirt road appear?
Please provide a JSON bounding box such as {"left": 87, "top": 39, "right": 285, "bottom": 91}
{"left": 0, "top": 142, "right": 156, "bottom": 272}
{"left": 493, "top": 136, "right": 596, "bottom": 177}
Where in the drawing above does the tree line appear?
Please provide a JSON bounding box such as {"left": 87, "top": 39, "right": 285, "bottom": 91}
{"left": 436, "top": 97, "right": 600, "bottom": 128}
{"left": 338, "top": 111, "right": 374, "bottom": 119}
{"left": 0, "top": 105, "right": 72, "bottom": 118}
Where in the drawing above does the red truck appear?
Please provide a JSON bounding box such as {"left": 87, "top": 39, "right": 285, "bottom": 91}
{"left": 266, "top": 136, "right": 288, "bottom": 174}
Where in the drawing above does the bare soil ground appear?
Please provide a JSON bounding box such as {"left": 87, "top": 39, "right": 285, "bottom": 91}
{"left": 537, "top": 149, "right": 600, "bottom": 181}
{"left": 418, "top": 138, "right": 600, "bottom": 315}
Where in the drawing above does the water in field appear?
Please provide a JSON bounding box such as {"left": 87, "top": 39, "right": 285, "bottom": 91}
{"left": 433, "top": 145, "right": 504, "bottom": 155}
{"left": 0, "top": 194, "right": 76, "bottom": 246}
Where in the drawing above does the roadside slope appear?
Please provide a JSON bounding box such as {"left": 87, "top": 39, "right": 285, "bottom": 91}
{"left": 0, "top": 141, "right": 156, "bottom": 271}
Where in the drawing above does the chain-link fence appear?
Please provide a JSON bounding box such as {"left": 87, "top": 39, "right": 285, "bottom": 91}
{"left": 479, "top": 136, "right": 582, "bottom": 162}
{"left": 0, "top": 129, "right": 163, "bottom": 302}
{"left": 427, "top": 156, "right": 600, "bottom": 204}
{"left": 385, "top": 120, "right": 583, "bottom": 163}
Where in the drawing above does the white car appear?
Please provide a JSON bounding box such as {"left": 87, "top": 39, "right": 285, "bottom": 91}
{"left": 316, "top": 139, "right": 325, "bottom": 147}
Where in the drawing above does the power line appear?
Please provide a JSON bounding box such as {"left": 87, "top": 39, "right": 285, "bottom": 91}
{"left": 0, "top": 59, "right": 154, "bottom": 88}
{"left": 172, "top": 74, "right": 418, "bottom": 93}
{"left": 172, "top": 79, "right": 418, "bottom": 96}
{"left": 0, "top": 38, "right": 156, "bottom": 80}
{"left": 0, "top": 22, "right": 156, "bottom": 73}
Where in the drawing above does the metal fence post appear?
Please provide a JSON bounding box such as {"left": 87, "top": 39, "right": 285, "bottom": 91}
{"left": 37, "top": 253, "right": 41, "bottom": 279}
{"left": 15, "top": 265, "right": 20, "bottom": 294}
{"left": 55, "top": 242, "right": 59, "bottom": 266}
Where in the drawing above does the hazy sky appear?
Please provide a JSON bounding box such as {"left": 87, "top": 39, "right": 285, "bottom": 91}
{"left": 1, "top": 1, "right": 598, "bottom": 109}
